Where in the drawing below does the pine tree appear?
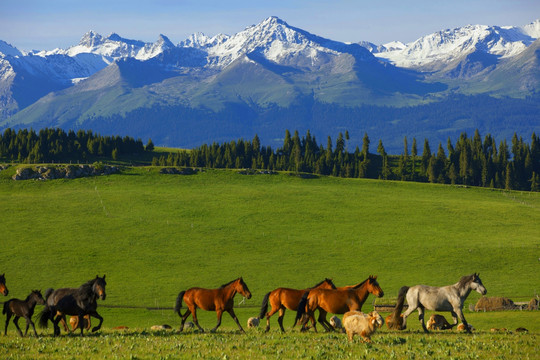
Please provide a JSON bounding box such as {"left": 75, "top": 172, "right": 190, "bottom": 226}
{"left": 411, "top": 138, "right": 417, "bottom": 180}
{"left": 421, "top": 139, "right": 431, "bottom": 179}
{"left": 531, "top": 172, "right": 539, "bottom": 192}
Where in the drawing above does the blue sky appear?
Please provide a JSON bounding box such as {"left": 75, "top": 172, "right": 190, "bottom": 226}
{"left": 1, "top": 0, "right": 539, "bottom": 51}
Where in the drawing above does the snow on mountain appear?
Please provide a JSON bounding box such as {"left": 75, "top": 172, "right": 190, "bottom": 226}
{"left": 374, "top": 21, "right": 539, "bottom": 69}
{"left": 521, "top": 19, "right": 540, "bottom": 38}
{"left": 199, "top": 16, "right": 373, "bottom": 68}
{"left": 179, "top": 32, "right": 230, "bottom": 48}
{"left": 0, "top": 40, "right": 23, "bottom": 57}
{"left": 381, "top": 41, "right": 406, "bottom": 52}
{"left": 38, "top": 31, "right": 174, "bottom": 62}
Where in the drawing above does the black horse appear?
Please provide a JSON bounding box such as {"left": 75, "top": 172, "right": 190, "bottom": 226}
{"left": 39, "top": 275, "right": 107, "bottom": 336}
{"left": 3, "top": 290, "right": 45, "bottom": 337}
{"left": 0, "top": 273, "right": 8, "bottom": 296}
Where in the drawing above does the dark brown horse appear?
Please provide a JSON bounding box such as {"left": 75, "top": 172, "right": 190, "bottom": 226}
{"left": 38, "top": 275, "right": 107, "bottom": 336}
{"left": 296, "top": 275, "right": 384, "bottom": 332}
{"left": 0, "top": 274, "right": 8, "bottom": 296}
{"left": 175, "top": 277, "right": 252, "bottom": 333}
{"left": 3, "top": 290, "right": 45, "bottom": 337}
{"left": 258, "top": 278, "right": 336, "bottom": 332}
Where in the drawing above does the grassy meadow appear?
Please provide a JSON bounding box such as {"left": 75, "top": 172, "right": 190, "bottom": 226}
{"left": 0, "top": 166, "right": 539, "bottom": 358}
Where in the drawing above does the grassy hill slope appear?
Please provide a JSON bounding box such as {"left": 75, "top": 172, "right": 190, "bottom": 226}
{"left": 0, "top": 168, "right": 538, "bottom": 330}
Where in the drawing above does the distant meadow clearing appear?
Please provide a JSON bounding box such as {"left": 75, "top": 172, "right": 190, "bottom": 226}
{"left": 0, "top": 167, "right": 538, "bottom": 359}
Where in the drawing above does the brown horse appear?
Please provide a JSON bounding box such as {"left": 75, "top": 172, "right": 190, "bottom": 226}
{"left": 3, "top": 290, "right": 45, "bottom": 337}
{"left": 175, "top": 277, "right": 252, "bottom": 333}
{"left": 0, "top": 274, "right": 8, "bottom": 296}
{"left": 296, "top": 275, "right": 384, "bottom": 332}
{"left": 258, "top": 278, "right": 336, "bottom": 332}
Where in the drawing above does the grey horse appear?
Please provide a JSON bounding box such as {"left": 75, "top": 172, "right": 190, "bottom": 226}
{"left": 392, "top": 273, "right": 486, "bottom": 333}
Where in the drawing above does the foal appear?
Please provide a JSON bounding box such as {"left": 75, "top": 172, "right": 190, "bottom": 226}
{"left": 3, "top": 290, "right": 45, "bottom": 337}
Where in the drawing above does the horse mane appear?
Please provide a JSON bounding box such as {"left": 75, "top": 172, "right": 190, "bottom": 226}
{"left": 352, "top": 279, "right": 369, "bottom": 289}
{"left": 77, "top": 278, "right": 99, "bottom": 302}
{"left": 219, "top": 278, "right": 240, "bottom": 289}
{"left": 457, "top": 274, "right": 475, "bottom": 289}
{"left": 310, "top": 278, "right": 336, "bottom": 289}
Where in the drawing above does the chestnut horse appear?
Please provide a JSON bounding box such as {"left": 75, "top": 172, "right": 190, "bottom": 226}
{"left": 258, "top": 278, "right": 336, "bottom": 332}
{"left": 296, "top": 275, "right": 384, "bottom": 332}
{"left": 175, "top": 277, "right": 252, "bottom": 333}
{"left": 0, "top": 274, "right": 8, "bottom": 296}
{"left": 3, "top": 290, "right": 45, "bottom": 337}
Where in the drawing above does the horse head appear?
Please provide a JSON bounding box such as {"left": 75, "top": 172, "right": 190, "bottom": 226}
{"left": 470, "top": 273, "right": 487, "bottom": 295}
{"left": 236, "top": 277, "right": 252, "bottom": 299}
{"left": 367, "top": 275, "right": 384, "bottom": 298}
{"left": 32, "top": 290, "right": 46, "bottom": 305}
{"left": 0, "top": 273, "right": 7, "bottom": 296}
{"left": 93, "top": 275, "right": 107, "bottom": 300}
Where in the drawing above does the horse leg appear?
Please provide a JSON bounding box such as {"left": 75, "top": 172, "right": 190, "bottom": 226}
{"left": 13, "top": 316, "right": 23, "bottom": 337}
{"left": 317, "top": 310, "right": 332, "bottom": 332}
{"left": 26, "top": 317, "right": 38, "bottom": 337}
{"left": 449, "top": 310, "right": 459, "bottom": 328}
{"left": 277, "top": 307, "right": 286, "bottom": 332}
{"left": 190, "top": 308, "right": 205, "bottom": 332}
{"left": 453, "top": 308, "right": 471, "bottom": 333}
{"left": 417, "top": 307, "right": 428, "bottom": 333}
{"left": 265, "top": 304, "right": 280, "bottom": 332}
{"left": 24, "top": 318, "right": 29, "bottom": 336}
{"left": 400, "top": 303, "right": 417, "bottom": 330}
{"left": 87, "top": 311, "right": 103, "bottom": 333}
{"left": 180, "top": 308, "right": 191, "bottom": 332}
{"left": 52, "top": 315, "right": 62, "bottom": 337}
{"left": 210, "top": 310, "right": 223, "bottom": 333}
{"left": 4, "top": 312, "right": 11, "bottom": 335}
{"left": 226, "top": 308, "right": 245, "bottom": 333}
{"left": 78, "top": 315, "right": 85, "bottom": 336}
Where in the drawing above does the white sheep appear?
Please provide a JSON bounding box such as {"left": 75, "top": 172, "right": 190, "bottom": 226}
{"left": 247, "top": 317, "right": 260, "bottom": 328}
{"left": 343, "top": 310, "right": 384, "bottom": 342}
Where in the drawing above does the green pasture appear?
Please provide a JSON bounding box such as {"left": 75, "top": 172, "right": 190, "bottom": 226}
{"left": 0, "top": 166, "right": 539, "bottom": 358}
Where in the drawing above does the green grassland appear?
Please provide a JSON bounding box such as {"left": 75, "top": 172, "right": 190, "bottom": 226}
{"left": 0, "top": 167, "right": 538, "bottom": 358}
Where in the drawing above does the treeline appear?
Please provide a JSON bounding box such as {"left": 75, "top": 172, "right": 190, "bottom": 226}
{"left": 0, "top": 128, "right": 145, "bottom": 163}
{"left": 153, "top": 129, "right": 540, "bottom": 192}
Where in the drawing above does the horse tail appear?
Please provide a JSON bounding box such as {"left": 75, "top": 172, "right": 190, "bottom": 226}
{"left": 38, "top": 306, "right": 52, "bottom": 329}
{"left": 258, "top": 292, "right": 271, "bottom": 319}
{"left": 294, "top": 290, "right": 310, "bottom": 327}
{"left": 387, "top": 286, "right": 409, "bottom": 329}
{"left": 174, "top": 291, "right": 186, "bottom": 317}
{"left": 44, "top": 288, "right": 54, "bottom": 300}
{"left": 395, "top": 286, "right": 409, "bottom": 314}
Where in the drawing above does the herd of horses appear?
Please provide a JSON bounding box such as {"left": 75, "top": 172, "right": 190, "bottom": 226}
{"left": 1, "top": 272, "right": 488, "bottom": 337}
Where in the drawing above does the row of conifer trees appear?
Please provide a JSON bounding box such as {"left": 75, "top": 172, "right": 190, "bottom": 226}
{"left": 0, "top": 128, "right": 144, "bottom": 163}
{"left": 152, "top": 129, "right": 540, "bottom": 192}
{"left": 0, "top": 127, "right": 538, "bottom": 191}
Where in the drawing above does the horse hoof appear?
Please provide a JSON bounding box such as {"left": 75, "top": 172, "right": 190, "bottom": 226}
{"left": 91, "top": 327, "right": 99, "bottom": 332}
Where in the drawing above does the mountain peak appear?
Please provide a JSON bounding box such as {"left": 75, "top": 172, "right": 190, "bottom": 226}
{"left": 521, "top": 19, "right": 540, "bottom": 38}
{"left": 79, "top": 31, "right": 104, "bottom": 47}
{"left": 156, "top": 34, "right": 174, "bottom": 48}
{"left": 0, "top": 40, "right": 23, "bottom": 57}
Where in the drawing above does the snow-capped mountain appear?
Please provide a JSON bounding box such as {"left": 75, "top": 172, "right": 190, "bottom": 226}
{"left": 179, "top": 16, "right": 373, "bottom": 68}
{"left": 1, "top": 16, "right": 539, "bottom": 151}
{"left": 38, "top": 31, "right": 176, "bottom": 62}
{"left": 374, "top": 19, "right": 540, "bottom": 72}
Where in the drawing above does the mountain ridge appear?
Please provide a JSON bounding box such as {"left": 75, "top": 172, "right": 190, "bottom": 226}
{"left": 1, "top": 16, "right": 539, "bottom": 153}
